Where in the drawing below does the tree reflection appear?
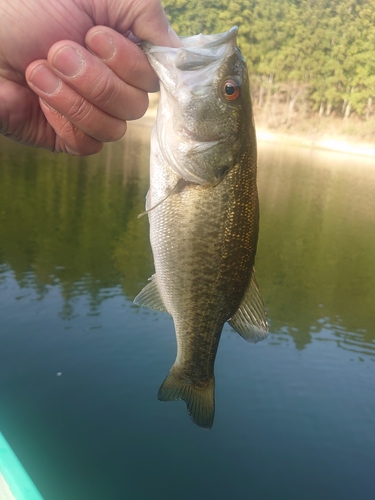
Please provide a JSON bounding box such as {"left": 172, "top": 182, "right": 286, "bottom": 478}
{"left": 256, "top": 145, "right": 375, "bottom": 354}
{"left": 0, "top": 127, "right": 374, "bottom": 357}
{"left": 0, "top": 124, "right": 154, "bottom": 315}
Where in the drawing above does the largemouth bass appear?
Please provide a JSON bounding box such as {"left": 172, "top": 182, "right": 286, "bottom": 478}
{"left": 135, "top": 27, "right": 268, "bottom": 429}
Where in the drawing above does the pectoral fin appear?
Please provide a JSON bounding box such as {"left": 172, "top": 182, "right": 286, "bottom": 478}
{"left": 133, "top": 274, "right": 167, "bottom": 312}
{"left": 228, "top": 269, "right": 269, "bottom": 343}
{"left": 138, "top": 178, "right": 186, "bottom": 218}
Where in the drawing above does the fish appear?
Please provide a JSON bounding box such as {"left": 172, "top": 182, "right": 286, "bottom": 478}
{"left": 134, "top": 27, "right": 268, "bottom": 429}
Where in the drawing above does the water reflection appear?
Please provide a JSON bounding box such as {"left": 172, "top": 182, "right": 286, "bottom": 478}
{"left": 0, "top": 124, "right": 154, "bottom": 316}
{"left": 257, "top": 145, "right": 375, "bottom": 356}
{"left": 0, "top": 126, "right": 374, "bottom": 359}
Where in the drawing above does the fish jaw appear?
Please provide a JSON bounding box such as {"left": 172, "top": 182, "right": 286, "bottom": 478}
{"left": 144, "top": 27, "right": 250, "bottom": 186}
{"left": 144, "top": 27, "right": 239, "bottom": 99}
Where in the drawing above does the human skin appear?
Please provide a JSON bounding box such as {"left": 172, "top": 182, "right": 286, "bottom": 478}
{"left": 0, "top": 0, "right": 180, "bottom": 155}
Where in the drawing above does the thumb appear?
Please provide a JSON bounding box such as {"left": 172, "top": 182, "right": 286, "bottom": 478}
{"left": 129, "top": 0, "right": 181, "bottom": 47}
{"left": 82, "top": 0, "right": 181, "bottom": 47}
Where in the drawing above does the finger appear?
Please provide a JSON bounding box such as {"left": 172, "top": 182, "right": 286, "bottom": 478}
{"left": 47, "top": 40, "right": 149, "bottom": 120}
{"left": 0, "top": 75, "right": 103, "bottom": 155}
{"left": 85, "top": 27, "right": 159, "bottom": 92}
{"left": 121, "top": 0, "right": 181, "bottom": 47}
{"left": 0, "top": 75, "right": 56, "bottom": 150}
{"left": 81, "top": 0, "right": 181, "bottom": 48}
{"left": 26, "top": 60, "right": 127, "bottom": 143}
{"left": 39, "top": 99, "right": 103, "bottom": 155}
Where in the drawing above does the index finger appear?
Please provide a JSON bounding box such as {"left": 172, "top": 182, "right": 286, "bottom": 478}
{"left": 85, "top": 28, "right": 159, "bottom": 92}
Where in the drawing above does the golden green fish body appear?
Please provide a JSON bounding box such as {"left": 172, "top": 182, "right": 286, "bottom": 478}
{"left": 149, "top": 142, "right": 258, "bottom": 375}
{"left": 135, "top": 28, "right": 268, "bottom": 429}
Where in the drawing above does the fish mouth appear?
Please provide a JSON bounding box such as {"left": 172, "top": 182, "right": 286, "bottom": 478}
{"left": 179, "top": 26, "right": 238, "bottom": 48}
{"left": 175, "top": 26, "right": 239, "bottom": 70}
{"left": 144, "top": 26, "right": 238, "bottom": 57}
{"left": 143, "top": 27, "right": 239, "bottom": 96}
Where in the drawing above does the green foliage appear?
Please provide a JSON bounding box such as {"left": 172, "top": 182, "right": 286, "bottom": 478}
{"left": 162, "top": 0, "right": 375, "bottom": 120}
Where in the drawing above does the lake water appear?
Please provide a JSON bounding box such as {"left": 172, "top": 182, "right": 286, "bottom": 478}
{"left": 0, "top": 122, "right": 374, "bottom": 500}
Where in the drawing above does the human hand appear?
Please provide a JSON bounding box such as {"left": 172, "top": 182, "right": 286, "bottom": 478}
{"left": 0, "top": 0, "right": 180, "bottom": 155}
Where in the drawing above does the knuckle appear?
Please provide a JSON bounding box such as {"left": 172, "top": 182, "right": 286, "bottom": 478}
{"left": 55, "top": 123, "right": 103, "bottom": 156}
{"left": 58, "top": 118, "right": 83, "bottom": 144}
{"left": 67, "top": 95, "right": 92, "bottom": 123}
{"left": 91, "top": 75, "right": 117, "bottom": 109}
{"left": 59, "top": 91, "right": 127, "bottom": 143}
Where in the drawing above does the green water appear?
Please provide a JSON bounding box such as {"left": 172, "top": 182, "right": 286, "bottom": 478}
{"left": 0, "top": 124, "right": 374, "bottom": 500}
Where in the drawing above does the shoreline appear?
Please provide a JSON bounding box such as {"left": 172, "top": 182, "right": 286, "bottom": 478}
{"left": 132, "top": 107, "right": 375, "bottom": 159}
{"left": 256, "top": 128, "right": 375, "bottom": 158}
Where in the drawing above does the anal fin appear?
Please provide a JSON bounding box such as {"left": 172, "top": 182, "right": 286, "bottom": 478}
{"left": 133, "top": 274, "right": 167, "bottom": 312}
{"left": 228, "top": 269, "right": 269, "bottom": 343}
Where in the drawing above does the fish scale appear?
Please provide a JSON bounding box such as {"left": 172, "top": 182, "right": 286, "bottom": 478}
{"left": 135, "top": 27, "right": 268, "bottom": 429}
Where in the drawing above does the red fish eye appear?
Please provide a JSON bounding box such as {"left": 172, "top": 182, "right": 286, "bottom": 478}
{"left": 222, "top": 79, "right": 240, "bottom": 101}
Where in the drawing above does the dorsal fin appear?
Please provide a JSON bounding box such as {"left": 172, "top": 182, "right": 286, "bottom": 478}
{"left": 133, "top": 274, "right": 167, "bottom": 312}
{"left": 228, "top": 269, "right": 268, "bottom": 343}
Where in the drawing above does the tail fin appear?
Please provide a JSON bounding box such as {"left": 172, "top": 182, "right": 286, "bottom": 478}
{"left": 157, "top": 366, "right": 215, "bottom": 430}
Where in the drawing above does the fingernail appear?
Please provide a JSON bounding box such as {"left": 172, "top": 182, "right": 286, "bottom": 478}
{"left": 87, "top": 31, "right": 116, "bottom": 61}
{"left": 53, "top": 46, "right": 84, "bottom": 77}
{"left": 29, "top": 65, "right": 61, "bottom": 94}
{"left": 168, "top": 27, "right": 181, "bottom": 48}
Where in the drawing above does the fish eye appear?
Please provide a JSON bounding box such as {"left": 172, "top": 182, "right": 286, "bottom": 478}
{"left": 222, "top": 79, "right": 240, "bottom": 101}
